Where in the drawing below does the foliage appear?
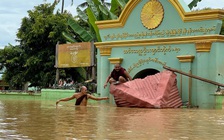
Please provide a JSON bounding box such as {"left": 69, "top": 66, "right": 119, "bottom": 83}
{"left": 0, "top": 2, "right": 86, "bottom": 89}
{"left": 221, "top": 19, "right": 224, "bottom": 35}
{"left": 63, "top": 0, "right": 129, "bottom": 43}
{"left": 0, "top": 45, "right": 26, "bottom": 89}
{"left": 67, "top": 17, "right": 94, "bottom": 42}
{"left": 16, "top": 3, "right": 70, "bottom": 88}
{"left": 188, "top": 0, "right": 202, "bottom": 10}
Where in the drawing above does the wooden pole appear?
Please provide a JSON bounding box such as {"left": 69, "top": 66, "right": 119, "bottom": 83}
{"left": 55, "top": 42, "right": 59, "bottom": 85}
{"left": 61, "top": 0, "right": 64, "bottom": 13}
{"left": 91, "top": 41, "right": 96, "bottom": 80}
{"left": 188, "top": 70, "right": 192, "bottom": 107}
{"left": 163, "top": 65, "right": 224, "bottom": 87}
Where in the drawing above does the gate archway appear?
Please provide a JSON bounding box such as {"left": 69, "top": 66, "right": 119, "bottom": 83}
{"left": 133, "top": 68, "right": 160, "bottom": 79}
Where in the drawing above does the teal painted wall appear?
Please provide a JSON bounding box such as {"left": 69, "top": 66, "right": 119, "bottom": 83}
{"left": 0, "top": 93, "right": 41, "bottom": 100}
{"left": 96, "top": 0, "right": 224, "bottom": 108}
{"left": 100, "top": 0, "right": 222, "bottom": 42}
{"left": 41, "top": 89, "right": 75, "bottom": 100}
{"left": 0, "top": 89, "right": 101, "bottom": 104}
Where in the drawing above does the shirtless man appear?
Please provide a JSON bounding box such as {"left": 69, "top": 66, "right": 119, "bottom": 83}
{"left": 56, "top": 86, "right": 109, "bottom": 106}
{"left": 104, "top": 63, "right": 132, "bottom": 88}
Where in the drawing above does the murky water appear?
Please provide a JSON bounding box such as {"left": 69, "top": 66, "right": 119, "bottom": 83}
{"left": 1, "top": 98, "right": 224, "bottom": 140}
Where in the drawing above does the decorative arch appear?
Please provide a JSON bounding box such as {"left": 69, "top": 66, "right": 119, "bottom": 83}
{"left": 133, "top": 68, "right": 160, "bottom": 79}
{"left": 96, "top": 0, "right": 224, "bottom": 29}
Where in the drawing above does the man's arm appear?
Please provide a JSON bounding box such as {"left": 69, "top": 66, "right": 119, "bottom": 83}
{"left": 88, "top": 94, "right": 109, "bottom": 101}
{"left": 124, "top": 71, "right": 132, "bottom": 81}
{"left": 104, "top": 74, "right": 111, "bottom": 88}
{"left": 56, "top": 94, "right": 77, "bottom": 105}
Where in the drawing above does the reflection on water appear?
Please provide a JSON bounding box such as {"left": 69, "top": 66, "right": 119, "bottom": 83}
{"left": 1, "top": 98, "right": 224, "bottom": 140}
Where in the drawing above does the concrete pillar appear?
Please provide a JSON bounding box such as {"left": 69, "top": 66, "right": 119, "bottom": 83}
{"left": 100, "top": 56, "right": 110, "bottom": 97}
{"left": 96, "top": 46, "right": 112, "bottom": 100}
{"left": 195, "top": 41, "right": 213, "bottom": 108}
{"left": 177, "top": 55, "right": 195, "bottom": 107}
{"left": 195, "top": 52, "right": 211, "bottom": 108}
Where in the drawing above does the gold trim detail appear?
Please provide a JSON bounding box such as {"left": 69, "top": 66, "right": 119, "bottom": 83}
{"left": 169, "top": 0, "right": 224, "bottom": 22}
{"left": 141, "top": 0, "right": 164, "bottom": 29}
{"left": 177, "top": 55, "right": 195, "bottom": 63}
{"left": 95, "top": 35, "right": 224, "bottom": 48}
{"left": 95, "top": 0, "right": 142, "bottom": 29}
{"left": 108, "top": 58, "right": 123, "bottom": 64}
{"left": 96, "top": 0, "right": 224, "bottom": 29}
{"left": 195, "top": 41, "right": 212, "bottom": 52}
{"left": 98, "top": 47, "right": 112, "bottom": 56}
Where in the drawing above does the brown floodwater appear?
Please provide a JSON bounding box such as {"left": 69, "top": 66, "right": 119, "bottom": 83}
{"left": 1, "top": 98, "right": 224, "bottom": 140}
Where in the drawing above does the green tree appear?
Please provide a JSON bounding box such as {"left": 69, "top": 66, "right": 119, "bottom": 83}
{"left": 17, "top": 3, "right": 71, "bottom": 88}
{"left": 0, "top": 2, "right": 85, "bottom": 89}
{"left": 0, "top": 45, "right": 25, "bottom": 89}
{"left": 63, "top": 0, "right": 129, "bottom": 43}
{"left": 110, "top": 0, "right": 129, "bottom": 16}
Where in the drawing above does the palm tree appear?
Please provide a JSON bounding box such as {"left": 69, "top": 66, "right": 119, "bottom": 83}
{"left": 77, "top": 0, "right": 111, "bottom": 10}
{"left": 55, "top": 0, "right": 74, "bottom": 13}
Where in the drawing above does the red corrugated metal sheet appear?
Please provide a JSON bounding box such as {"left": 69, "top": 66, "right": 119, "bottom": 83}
{"left": 109, "top": 70, "right": 182, "bottom": 108}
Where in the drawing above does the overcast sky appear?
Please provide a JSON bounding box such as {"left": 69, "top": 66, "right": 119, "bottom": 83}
{"left": 0, "top": 0, "right": 223, "bottom": 49}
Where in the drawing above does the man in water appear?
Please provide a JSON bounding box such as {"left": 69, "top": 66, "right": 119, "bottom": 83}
{"left": 104, "top": 63, "right": 132, "bottom": 88}
{"left": 56, "top": 86, "right": 109, "bottom": 106}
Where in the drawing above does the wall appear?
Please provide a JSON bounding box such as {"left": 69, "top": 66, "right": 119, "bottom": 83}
{"left": 95, "top": 0, "right": 224, "bottom": 108}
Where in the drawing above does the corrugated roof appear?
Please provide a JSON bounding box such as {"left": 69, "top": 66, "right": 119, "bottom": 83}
{"left": 110, "top": 70, "right": 182, "bottom": 108}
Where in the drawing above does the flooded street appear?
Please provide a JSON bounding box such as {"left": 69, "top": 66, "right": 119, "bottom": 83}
{"left": 1, "top": 98, "right": 224, "bottom": 140}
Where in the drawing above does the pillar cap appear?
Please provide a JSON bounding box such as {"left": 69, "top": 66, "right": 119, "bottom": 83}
{"left": 177, "top": 55, "right": 195, "bottom": 63}
{"left": 108, "top": 58, "right": 123, "bottom": 64}
{"left": 195, "top": 41, "right": 212, "bottom": 52}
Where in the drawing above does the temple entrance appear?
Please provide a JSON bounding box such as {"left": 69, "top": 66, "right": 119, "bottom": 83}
{"left": 133, "top": 68, "right": 160, "bottom": 79}
{"left": 95, "top": 0, "right": 224, "bottom": 108}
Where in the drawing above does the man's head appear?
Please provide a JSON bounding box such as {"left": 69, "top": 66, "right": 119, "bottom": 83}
{"left": 80, "top": 86, "right": 87, "bottom": 94}
{"left": 114, "top": 63, "right": 121, "bottom": 72}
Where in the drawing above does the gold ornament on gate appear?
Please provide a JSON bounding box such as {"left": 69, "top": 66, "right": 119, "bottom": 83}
{"left": 141, "top": 0, "right": 164, "bottom": 29}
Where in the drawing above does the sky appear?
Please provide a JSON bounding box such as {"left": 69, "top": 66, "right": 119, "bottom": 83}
{"left": 0, "top": 0, "right": 224, "bottom": 49}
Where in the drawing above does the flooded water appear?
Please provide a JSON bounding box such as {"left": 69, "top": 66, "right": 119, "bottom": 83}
{"left": 1, "top": 98, "right": 224, "bottom": 140}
